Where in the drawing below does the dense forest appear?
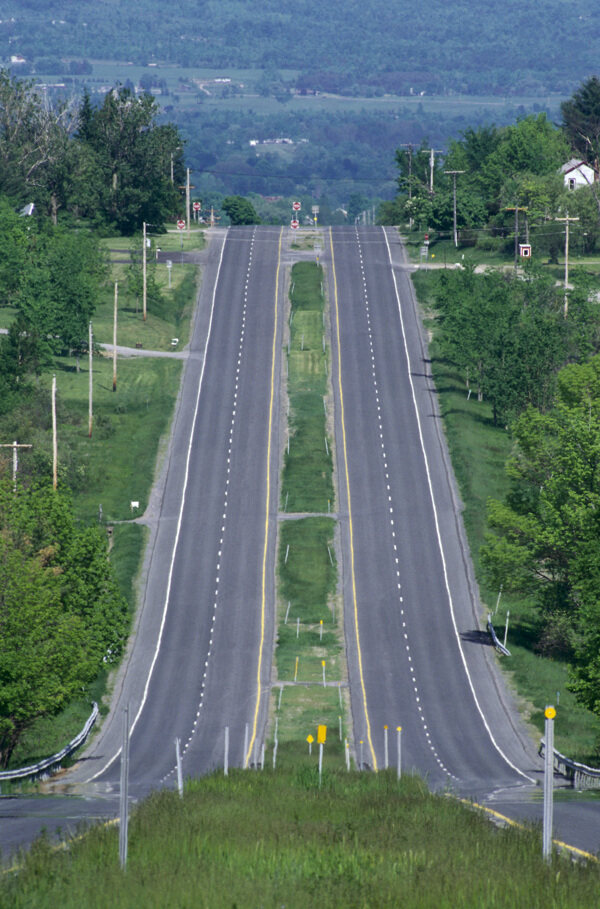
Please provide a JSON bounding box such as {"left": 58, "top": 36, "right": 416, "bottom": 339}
{"left": 2, "top": 0, "right": 600, "bottom": 97}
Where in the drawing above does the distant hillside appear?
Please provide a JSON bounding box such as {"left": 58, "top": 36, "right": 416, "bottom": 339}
{"left": 3, "top": 0, "right": 599, "bottom": 96}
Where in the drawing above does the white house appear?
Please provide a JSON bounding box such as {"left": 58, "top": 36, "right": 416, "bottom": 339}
{"left": 559, "top": 158, "right": 596, "bottom": 190}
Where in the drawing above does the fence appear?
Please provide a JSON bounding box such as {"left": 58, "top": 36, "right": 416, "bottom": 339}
{"left": 539, "top": 738, "right": 600, "bottom": 790}
{"left": 0, "top": 703, "right": 99, "bottom": 782}
{"left": 486, "top": 613, "right": 511, "bottom": 656}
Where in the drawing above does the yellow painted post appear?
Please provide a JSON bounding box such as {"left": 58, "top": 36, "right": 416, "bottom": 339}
{"left": 307, "top": 734, "right": 314, "bottom": 756}
{"left": 294, "top": 656, "right": 299, "bottom": 682}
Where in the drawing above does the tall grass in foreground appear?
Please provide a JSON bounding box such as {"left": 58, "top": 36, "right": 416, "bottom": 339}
{"left": 3, "top": 769, "right": 600, "bottom": 908}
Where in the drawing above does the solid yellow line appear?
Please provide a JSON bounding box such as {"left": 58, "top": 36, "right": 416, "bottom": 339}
{"left": 246, "top": 227, "right": 282, "bottom": 767}
{"left": 458, "top": 797, "right": 598, "bottom": 862}
{"left": 329, "top": 228, "right": 378, "bottom": 771}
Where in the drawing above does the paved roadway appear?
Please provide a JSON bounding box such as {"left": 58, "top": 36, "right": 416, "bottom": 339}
{"left": 326, "top": 224, "right": 600, "bottom": 855}
{"left": 3, "top": 225, "right": 600, "bottom": 860}
{"left": 0, "top": 226, "right": 284, "bottom": 856}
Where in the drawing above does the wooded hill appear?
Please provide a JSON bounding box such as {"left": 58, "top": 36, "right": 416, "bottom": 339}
{"left": 3, "top": 0, "right": 599, "bottom": 97}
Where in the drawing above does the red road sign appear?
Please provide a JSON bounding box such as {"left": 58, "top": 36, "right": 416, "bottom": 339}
{"left": 177, "top": 219, "right": 186, "bottom": 230}
{"left": 193, "top": 202, "right": 201, "bottom": 211}
{"left": 290, "top": 219, "right": 300, "bottom": 229}
{"left": 292, "top": 201, "right": 301, "bottom": 211}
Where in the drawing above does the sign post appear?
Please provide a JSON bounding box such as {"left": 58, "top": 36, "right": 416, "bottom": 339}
{"left": 317, "top": 725, "right": 327, "bottom": 787}
{"left": 543, "top": 706, "right": 556, "bottom": 861}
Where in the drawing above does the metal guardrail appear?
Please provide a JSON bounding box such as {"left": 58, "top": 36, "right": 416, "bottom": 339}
{"left": 0, "top": 703, "right": 99, "bottom": 782}
{"left": 539, "top": 738, "right": 600, "bottom": 789}
{"left": 486, "top": 613, "right": 511, "bottom": 656}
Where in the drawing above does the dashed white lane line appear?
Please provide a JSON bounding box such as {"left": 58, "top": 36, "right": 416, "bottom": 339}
{"left": 161, "top": 229, "right": 258, "bottom": 784}
{"left": 353, "top": 225, "right": 458, "bottom": 782}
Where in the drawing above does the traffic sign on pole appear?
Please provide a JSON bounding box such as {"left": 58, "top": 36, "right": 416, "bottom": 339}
{"left": 177, "top": 219, "right": 185, "bottom": 230}
{"left": 193, "top": 202, "right": 201, "bottom": 212}
{"left": 292, "top": 201, "right": 301, "bottom": 211}
{"left": 290, "top": 219, "right": 300, "bottom": 230}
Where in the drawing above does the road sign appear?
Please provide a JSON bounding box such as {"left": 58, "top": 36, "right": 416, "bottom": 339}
{"left": 177, "top": 219, "right": 185, "bottom": 230}
{"left": 519, "top": 243, "right": 532, "bottom": 258}
{"left": 312, "top": 205, "right": 320, "bottom": 214}
{"left": 290, "top": 219, "right": 299, "bottom": 230}
{"left": 193, "top": 202, "right": 201, "bottom": 212}
{"left": 317, "top": 725, "right": 327, "bottom": 744}
{"left": 292, "top": 201, "right": 301, "bottom": 211}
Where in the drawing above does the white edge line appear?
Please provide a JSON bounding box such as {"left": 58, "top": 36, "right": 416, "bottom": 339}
{"left": 85, "top": 229, "right": 230, "bottom": 782}
{"left": 381, "top": 226, "right": 535, "bottom": 784}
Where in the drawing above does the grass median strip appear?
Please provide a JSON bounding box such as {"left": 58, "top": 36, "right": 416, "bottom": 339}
{"left": 273, "top": 260, "right": 348, "bottom": 766}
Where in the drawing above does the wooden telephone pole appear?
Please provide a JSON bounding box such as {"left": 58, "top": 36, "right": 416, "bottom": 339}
{"left": 444, "top": 170, "right": 465, "bottom": 247}
{"left": 420, "top": 147, "right": 443, "bottom": 194}
{"left": 505, "top": 204, "right": 528, "bottom": 268}
{"left": 555, "top": 211, "right": 579, "bottom": 317}
{"left": 0, "top": 441, "right": 32, "bottom": 490}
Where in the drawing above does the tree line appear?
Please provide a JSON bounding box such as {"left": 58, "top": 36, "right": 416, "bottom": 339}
{"left": 0, "top": 71, "right": 187, "bottom": 766}
{"left": 0, "top": 70, "right": 184, "bottom": 233}
{"left": 410, "top": 77, "right": 600, "bottom": 724}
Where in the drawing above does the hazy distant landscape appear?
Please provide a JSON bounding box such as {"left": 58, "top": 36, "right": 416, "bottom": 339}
{"left": 2, "top": 0, "right": 594, "bottom": 208}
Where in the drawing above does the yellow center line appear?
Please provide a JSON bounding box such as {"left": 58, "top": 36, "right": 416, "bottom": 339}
{"left": 329, "top": 227, "right": 377, "bottom": 771}
{"left": 246, "top": 227, "right": 282, "bottom": 767}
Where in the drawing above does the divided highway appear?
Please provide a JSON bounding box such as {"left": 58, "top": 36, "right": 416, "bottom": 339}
{"left": 3, "top": 225, "right": 600, "bottom": 859}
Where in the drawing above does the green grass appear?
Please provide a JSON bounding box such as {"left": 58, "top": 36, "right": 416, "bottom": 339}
{"left": 411, "top": 270, "right": 600, "bottom": 763}
{"left": 278, "top": 518, "right": 337, "bottom": 625}
{"left": 51, "top": 355, "right": 182, "bottom": 524}
{"left": 4, "top": 769, "right": 600, "bottom": 907}
{"left": 281, "top": 261, "right": 333, "bottom": 513}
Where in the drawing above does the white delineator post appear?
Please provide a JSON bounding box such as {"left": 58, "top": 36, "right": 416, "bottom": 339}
{"left": 397, "top": 726, "right": 402, "bottom": 781}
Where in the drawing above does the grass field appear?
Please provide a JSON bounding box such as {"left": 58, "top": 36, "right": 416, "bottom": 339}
{"left": 411, "top": 271, "right": 600, "bottom": 763}
{"left": 3, "top": 769, "right": 600, "bottom": 907}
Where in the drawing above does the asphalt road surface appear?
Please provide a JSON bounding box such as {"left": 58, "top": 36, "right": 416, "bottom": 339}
{"left": 1, "top": 226, "right": 285, "bottom": 856}
{"left": 3, "top": 225, "right": 600, "bottom": 861}
{"left": 326, "top": 224, "right": 600, "bottom": 856}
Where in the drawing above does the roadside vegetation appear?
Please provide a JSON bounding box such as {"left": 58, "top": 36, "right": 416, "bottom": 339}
{"left": 3, "top": 769, "right": 600, "bottom": 908}
{"left": 274, "top": 260, "right": 348, "bottom": 766}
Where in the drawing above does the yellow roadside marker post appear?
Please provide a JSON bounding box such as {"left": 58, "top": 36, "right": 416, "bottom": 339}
{"left": 294, "top": 656, "right": 299, "bottom": 682}
{"left": 384, "top": 725, "right": 389, "bottom": 769}
{"left": 317, "top": 725, "right": 327, "bottom": 786}
{"left": 397, "top": 727, "right": 402, "bottom": 780}
{"left": 307, "top": 734, "right": 314, "bottom": 757}
{"left": 322, "top": 660, "right": 326, "bottom": 688}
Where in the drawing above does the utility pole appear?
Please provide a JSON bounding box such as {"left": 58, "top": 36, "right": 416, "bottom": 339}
{"left": 505, "top": 204, "right": 528, "bottom": 269}
{"left": 555, "top": 211, "right": 579, "bottom": 317}
{"left": 0, "top": 441, "right": 32, "bottom": 491}
{"left": 88, "top": 321, "right": 93, "bottom": 438}
{"left": 186, "top": 167, "right": 191, "bottom": 242}
{"left": 113, "top": 282, "right": 118, "bottom": 392}
{"left": 52, "top": 375, "right": 57, "bottom": 490}
{"left": 421, "top": 147, "right": 443, "bottom": 195}
{"left": 399, "top": 144, "right": 414, "bottom": 227}
{"left": 444, "top": 170, "right": 465, "bottom": 247}
{"left": 142, "top": 221, "right": 147, "bottom": 322}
